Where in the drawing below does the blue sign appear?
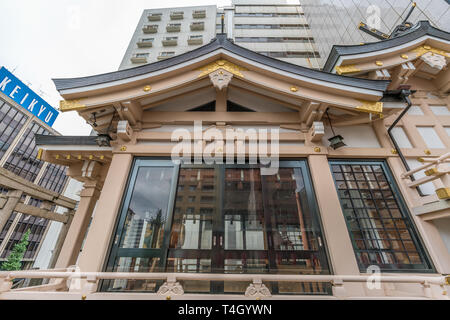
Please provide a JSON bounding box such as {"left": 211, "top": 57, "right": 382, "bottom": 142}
{"left": 0, "top": 66, "right": 59, "bottom": 127}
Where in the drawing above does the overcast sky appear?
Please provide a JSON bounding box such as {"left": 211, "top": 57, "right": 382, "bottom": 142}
{"left": 0, "top": 0, "right": 244, "bottom": 135}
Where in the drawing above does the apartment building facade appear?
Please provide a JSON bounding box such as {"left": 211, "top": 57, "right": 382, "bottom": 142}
{"left": 119, "top": 5, "right": 218, "bottom": 70}
{"left": 0, "top": 67, "right": 79, "bottom": 271}
{"left": 120, "top": 0, "right": 321, "bottom": 70}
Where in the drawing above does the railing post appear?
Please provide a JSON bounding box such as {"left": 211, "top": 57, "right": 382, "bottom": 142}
{"left": 82, "top": 274, "right": 98, "bottom": 296}
{"left": 422, "top": 281, "right": 433, "bottom": 299}
{"left": 157, "top": 275, "right": 184, "bottom": 299}
{"left": 332, "top": 278, "right": 347, "bottom": 299}
{"left": 245, "top": 278, "right": 271, "bottom": 299}
{"left": 67, "top": 265, "right": 82, "bottom": 292}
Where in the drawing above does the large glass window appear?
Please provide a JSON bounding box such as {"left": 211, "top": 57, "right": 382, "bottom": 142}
{"left": 0, "top": 98, "right": 29, "bottom": 161}
{"left": 103, "top": 159, "right": 331, "bottom": 295}
{"left": 38, "top": 164, "right": 68, "bottom": 193}
{"left": 3, "top": 121, "right": 50, "bottom": 182}
{"left": 330, "top": 160, "right": 433, "bottom": 272}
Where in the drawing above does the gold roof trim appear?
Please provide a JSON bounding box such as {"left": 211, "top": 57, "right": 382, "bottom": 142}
{"left": 59, "top": 100, "right": 86, "bottom": 112}
{"left": 335, "top": 65, "right": 361, "bottom": 75}
{"left": 356, "top": 100, "right": 383, "bottom": 115}
{"left": 413, "top": 45, "right": 449, "bottom": 58}
{"left": 197, "top": 59, "right": 247, "bottom": 78}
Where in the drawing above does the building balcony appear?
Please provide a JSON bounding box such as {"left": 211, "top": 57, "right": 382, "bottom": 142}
{"left": 137, "top": 39, "right": 153, "bottom": 48}
{"left": 142, "top": 25, "right": 158, "bottom": 34}
{"left": 187, "top": 36, "right": 203, "bottom": 45}
{"left": 192, "top": 10, "right": 206, "bottom": 19}
{"left": 162, "top": 38, "right": 178, "bottom": 46}
{"left": 170, "top": 11, "right": 184, "bottom": 20}
{"left": 166, "top": 24, "right": 181, "bottom": 32}
{"left": 190, "top": 22, "right": 204, "bottom": 31}
{"left": 147, "top": 13, "right": 162, "bottom": 21}
{"left": 157, "top": 52, "right": 175, "bottom": 60}
{"left": 130, "top": 54, "right": 148, "bottom": 63}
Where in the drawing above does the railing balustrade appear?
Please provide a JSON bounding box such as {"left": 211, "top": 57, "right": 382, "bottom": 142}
{"left": 402, "top": 152, "right": 450, "bottom": 200}
{"left": 0, "top": 269, "right": 448, "bottom": 300}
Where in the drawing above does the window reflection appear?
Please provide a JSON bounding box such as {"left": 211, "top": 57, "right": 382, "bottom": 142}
{"left": 224, "top": 168, "right": 266, "bottom": 251}
{"left": 169, "top": 168, "right": 215, "bottom": 250}
{"left": 107, "top": 160, "right": 331, "bottom": 295}
{"left": 107, "top": 257, "right": 161, "bottom": 292}
{"left": 331, "top": 162, "right": 432, "bottom": 271}
{"left": 120, "top": 167, "right": 174, "bottom": 249}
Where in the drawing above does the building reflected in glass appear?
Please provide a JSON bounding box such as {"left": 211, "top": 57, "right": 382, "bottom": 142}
{"left": 302, "top": 0, "right": 450, "bottom": 67}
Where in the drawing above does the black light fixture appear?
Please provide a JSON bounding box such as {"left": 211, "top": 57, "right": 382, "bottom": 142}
{"left": 95, "top": 134, "right": 111, "bottom": 147}
{"left": 326, "top": 108, "right": 346, "bottom": 150}
{"left": 94, "top": 109, "right": 116, "bottom": 147}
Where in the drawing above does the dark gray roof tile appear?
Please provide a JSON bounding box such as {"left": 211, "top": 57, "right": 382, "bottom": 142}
{"left": 35, "top": 134, "right": 99, "bottom": 146}
{"left": 324, "top": 21, "right": 450, "bottom": 72}
{"left": 53, "top": 34, "right": 389, "bottom": 93}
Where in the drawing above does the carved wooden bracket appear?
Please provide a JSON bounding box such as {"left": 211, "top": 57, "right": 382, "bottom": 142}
{"left": 309, "top": 121, "right": 325, "bottom": 142}
{"left": 81, "top": 160, "right": 102, "bottom": 180}
{"left": 245, "top": 279, "right": 271, "bottom": 298}
{"left": 157, "top": 280, "right": 184, "bottom": 296}
{"left": 421, "top": 52, "right": 447, "bottom": 71}
{"left": 209, "top": 69, "right": 233, "bottom": 90}
{"left": 117, "top": 120, "right": 133, "bottom": 142}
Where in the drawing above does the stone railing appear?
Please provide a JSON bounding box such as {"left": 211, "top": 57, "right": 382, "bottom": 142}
{"left": 402, "top": 152, "right": 450, "bottom": 200}
{"left": 0, "top": 269, "right": 448, "bottom": 300}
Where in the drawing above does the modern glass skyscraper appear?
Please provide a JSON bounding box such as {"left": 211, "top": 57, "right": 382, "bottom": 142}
{"left": 301, "top": 0, "right": 450, "bottom": 67}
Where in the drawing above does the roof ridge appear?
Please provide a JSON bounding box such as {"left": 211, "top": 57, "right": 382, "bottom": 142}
{"left": 53, "top": 35, "right": 389, "bottom": 93}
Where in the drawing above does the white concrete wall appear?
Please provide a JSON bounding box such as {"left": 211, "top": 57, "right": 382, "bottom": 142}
{"left": 433, "top": 218, "right": 450, "bottom": 253}
{"left": 322, "top": 125, "right": 381, "bottom": 148}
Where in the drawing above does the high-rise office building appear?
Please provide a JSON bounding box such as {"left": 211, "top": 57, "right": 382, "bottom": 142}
{"left": 0, "top": 67, "right": 80, "bottom": 270}
{"left": 302, "top": 0, "right": 450, "bottom": 67}
{"left": 119, "top": 0, "right": 321, "bottom": 70}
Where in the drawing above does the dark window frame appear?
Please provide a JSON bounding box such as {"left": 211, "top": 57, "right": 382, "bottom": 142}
{"left": 329, "top": 159, "right": 434, "bottom": 273}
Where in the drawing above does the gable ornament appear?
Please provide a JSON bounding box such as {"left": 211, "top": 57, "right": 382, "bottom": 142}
{"left": 209, "top": 69, "right": 233, "bottom": 90}
{"left": 198, "top": 59, "right": 247, "bottom": 78}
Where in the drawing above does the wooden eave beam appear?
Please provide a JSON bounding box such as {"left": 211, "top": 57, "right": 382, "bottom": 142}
{"left": 0, "top": 167, "right": 76, "bottom": 209}
{"left": 136, "top": 131, "right": 305, "bottom": 142}
{"left": 14, "top": 203, "right": 70, "bottom": 224}
{"left": 142, "top": 111, "right": 301, "bottom": 125}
